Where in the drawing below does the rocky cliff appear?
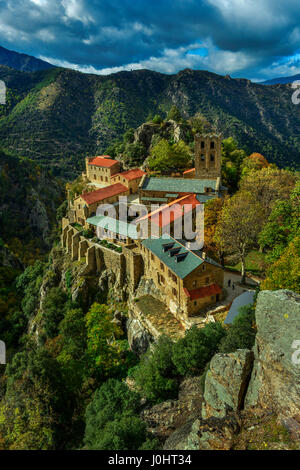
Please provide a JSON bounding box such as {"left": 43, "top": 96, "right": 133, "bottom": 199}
{"left": 0, "top": 149, "right": 65, "bottom": 264}
{"left": 245, "top": 290, "right": 300, "bottom": 419}
{"left": 145, "top": 290, "right": 300, "bottom": 450}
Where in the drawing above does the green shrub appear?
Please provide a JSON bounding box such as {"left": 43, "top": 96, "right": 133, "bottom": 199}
{"left": 167, "top": 105, "right": 182, "bottom": 122}
{"left": 133, "top": 336, "right": 178, "bottom": 403}
{"left": 84, "top": 379, "right": 156, "bottom": 450}
{"left": 152, "top": 114, "right": 163, "bottom": 124}
{"left": 172, "top": 323, "right": 226, "bottom": 376}
{"left": 16, "top": 261, "right": 44, "bottom": 319}
{"left": 43, "top": 287, "right": 70, "bottom": 338}
{"left": 219, "top": 305, "right": 256, "bottom": 353}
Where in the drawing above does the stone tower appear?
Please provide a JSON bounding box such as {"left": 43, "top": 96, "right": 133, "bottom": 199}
{"left": 194, "top": 134, "right": 222, "bottom": 179}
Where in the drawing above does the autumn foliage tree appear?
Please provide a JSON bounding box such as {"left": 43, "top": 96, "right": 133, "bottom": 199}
{"left": 204, "top": 197, "right": 225, "bottom": 264}
{"left": 239, "top": 167, "right": 296, "bottom": 221}
{"left": 241, "top": 153, "right": 269, "bottom": 176}
{"left": 261, "top": 236, "right": 300, "bottom": 293}
{"left": 215, "top": 191, "right": 264, "bottom": 283}
{"left": 258, "top": 181, "right": 300, "bottom": 262}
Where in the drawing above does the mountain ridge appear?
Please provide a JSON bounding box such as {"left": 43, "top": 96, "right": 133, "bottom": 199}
{"left": 0, "top": 45, "right": 54, "bottom": 72}
{"left": 261, "top": 73, "right": 300, "bottom": 85}
{"left": 0, "top": 65, "right": 299, "bottom": 177}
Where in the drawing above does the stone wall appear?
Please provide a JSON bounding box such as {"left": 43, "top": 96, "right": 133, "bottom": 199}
{"left": 123, "top": 244, "right": 144, "bottom": 290}
{"left": 61, "top": 222, "right": 144, "bottom": 291}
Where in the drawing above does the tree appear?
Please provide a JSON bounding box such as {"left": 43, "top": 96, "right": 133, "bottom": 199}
{"left": 123, "top": 128, "right": 134, "bottom": 144}
{"left": 221, "top": 137, "right": 247, "bottom": 192}
{"left": 261, "top": 236, "right": 300, "bottom": 293}
{"left": 219, "top": 305, "right": 256, "bottom": 353}
{"left": 85, "top": 303, "right": 125, "bottom": 379}
{"left": 172, "top": 323, "right": 226, "bottom": 376}
{"left": 0, "top": 383, "right": 55, "bottom": 450}
{"left": 1, "top": 348, "right": 71, "bottom": 450}
{"left": 123, "top": 142, "right": 146, "bottom": 166}
{"left": 16, "top": 260, "right": 44, "bottom": 319}
{"left": 152, "top": 114, "right": 163, "bottom": 124}
{"left": 56, "top": 307, "right": 87, "bottom": 391}
{"left": 148, "top": 139, "right": 191, "bottom": 172}
{"left": 258, "top": 181, "right": 300, "bottom": 262}
{"left": 167, "top": 105, "right": 182, "bottom": 122}
{"left": 189, "top": 113, "right": 213, "bottom": 134}
{"left": 91, "top": 415, "right": 149, "bottom": 450}
{"left": 239, "top": 167, "right": 296, "bottom": 221}
{"left": 204, "top": 197, "right": 225, "bottom": 264}
{"left": 84, "top": 379, "right": 141, "bottom": 444}
{"left": 215, "top": 192, "right": 264, "bottom": 283}
{"left": 133, "top": 335, "right": 178, "bottom": 403}
{"left": 43, "top": 287, "right": 69, "bottom": 338}
{"left": 241, "top": 153, "right": 269, "bottom": 176}
{"left": 84, "top": 379, "right": 158, "bottom": 450}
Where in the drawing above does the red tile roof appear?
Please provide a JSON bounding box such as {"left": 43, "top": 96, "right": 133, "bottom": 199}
{"left": 184, "top": 284, "right": 222, "bottom": 300}
{"left": 139, "top": 193, "right": 200, "bottom": 228}
{"left": 112, "top": 168, "right": 146, "bottom": 181}
{"left": 88, "top": 156, "right": 119, "bottom": 168}
{"left": 81, "top": 183, "right": 128, "bottom": 205}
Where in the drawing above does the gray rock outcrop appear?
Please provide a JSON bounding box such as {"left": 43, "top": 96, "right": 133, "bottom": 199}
{"left": 245, "top": 290, "right": 300, "bottom": 418}
{"left": 202, "top": 349, "right": 254, "bottom": 419}
{"left": 127, "top": 316, "right": 153, "bottom": 355}
{"left": 0, "top": 245, "right": 23, "bottom": 270}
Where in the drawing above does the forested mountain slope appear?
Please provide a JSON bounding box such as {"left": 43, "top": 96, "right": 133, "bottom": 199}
{"left": 0, "top": 66, "right": 299, "bottom": 177}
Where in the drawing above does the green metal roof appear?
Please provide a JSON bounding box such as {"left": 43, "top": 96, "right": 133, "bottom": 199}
{"left": 142, "top": 235, "right": 205, "bottom": 279}
{"left": 196, "top": 194, "right": 217, "bottom": 203}
{"left": 87, "top": 216, "right": 138, "bottom": 239}
{"left": 141, "top": 196, "right": 168, "bottom": 202}
{"left": 165, "top": 193, "right": 179, "bottom": 198}
{"left": 141, "top": 177, "right": 217, "bottom": 194}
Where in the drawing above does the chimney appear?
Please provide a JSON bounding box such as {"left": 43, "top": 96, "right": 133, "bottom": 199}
{"left": 202, "top": 252, "right": 206, "bottom": 259}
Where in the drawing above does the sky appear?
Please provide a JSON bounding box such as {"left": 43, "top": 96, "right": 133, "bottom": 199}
{"left": 0, "top": 0, "right": 300, "bottom": 81}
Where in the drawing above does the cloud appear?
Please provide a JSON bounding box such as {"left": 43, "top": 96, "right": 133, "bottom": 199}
{"left": 0, "top": 0, "right": 300, "bottom": 80}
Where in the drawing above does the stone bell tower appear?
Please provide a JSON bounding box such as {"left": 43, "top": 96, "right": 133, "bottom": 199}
{"left": 194, "top": 133, "right": 222, "bottom": 179}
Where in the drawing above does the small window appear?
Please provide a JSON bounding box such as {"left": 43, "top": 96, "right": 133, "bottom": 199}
{"left": 210, "top": 141, "right": 215, "bottom": 149}
{"left": 201, "top": 154, "right": 205, "bottom": 161}
{"left": 201, "top": 141, "right": 205, "bottom": 149}
{"left": 192, "top": 280, "right": 197, "bottom": 287}
{"left": 172, "top": 288, "right": 177, "bottom": 297}
{"left": 194, "top": 301, "right": 197, "bottom": 306}
{"left": 210, "top": 154, "right": 215, "bottom": 162}
{"left": 151, "top": 254, "right": 154, "bottom": 261}
{"left": 202, "top": 264, "right": 206, "bottom": 271}
{"left": 160, "top": 262, "right": 164, "bottom": 271}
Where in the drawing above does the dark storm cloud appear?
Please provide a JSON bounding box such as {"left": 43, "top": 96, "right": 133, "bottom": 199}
{"left": 0, "top": 0, "right": 299, "bottom": 79}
